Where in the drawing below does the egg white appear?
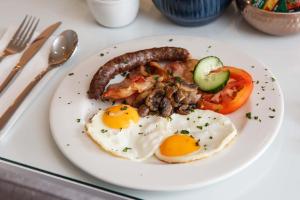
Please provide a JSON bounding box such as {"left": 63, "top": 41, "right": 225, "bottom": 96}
{"left": 86, "top": 110, "right": 168, "bottom": 161}
{"left": 155, "top": 110, "right": 237, "bottom": 163}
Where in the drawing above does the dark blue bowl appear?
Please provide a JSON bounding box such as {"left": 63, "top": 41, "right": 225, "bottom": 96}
{"left": 152, "top": 0, "right": 232, "bottom": 26}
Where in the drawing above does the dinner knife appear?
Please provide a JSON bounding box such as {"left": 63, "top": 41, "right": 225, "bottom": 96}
{"left": 0, "top": 21, "right": 61, "bottom": 93}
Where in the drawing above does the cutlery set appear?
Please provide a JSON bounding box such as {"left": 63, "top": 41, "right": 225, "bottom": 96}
{"left": 0, "top": 16, "right": 78, "bottom": 130}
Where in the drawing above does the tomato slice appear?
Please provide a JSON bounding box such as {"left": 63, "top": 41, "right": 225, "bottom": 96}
{"left": 198, "top": 66, "right": 253, "bottom": 114}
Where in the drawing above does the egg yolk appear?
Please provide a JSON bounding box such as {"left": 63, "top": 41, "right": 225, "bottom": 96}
{"left": 159, "top": 134, "right": 200, "bottom": 157}
{"left": 102, "top": 105, "right": 139, "bottom": 129}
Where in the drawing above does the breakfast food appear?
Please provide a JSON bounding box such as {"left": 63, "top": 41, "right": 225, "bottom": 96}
{"left": 193, "top": 56, "right": 228, "bottom": 93}
{"left": 155, "top": 110, "right": 237, "bottom": 163}
{"left": 102, "top": 59, "right": 201, "bottom": 117}
{"left": 86, "top": 105, "right": 237, "bottom": 163}
{"left": 197, "top": 66, "right": 253, "bottom": 114}
{"left": 88, "top": 47, "right": 190, "bottom": 99}
{"left": 86, "top": 104, "right": 168, "bottom": 161}
{"left": 86, "top": 47, "right": 253, "bottom": 163}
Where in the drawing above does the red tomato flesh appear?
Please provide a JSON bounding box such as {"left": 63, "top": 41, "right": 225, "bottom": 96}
{"left": 198, "top": 66, "right": 253, "bottom": 114}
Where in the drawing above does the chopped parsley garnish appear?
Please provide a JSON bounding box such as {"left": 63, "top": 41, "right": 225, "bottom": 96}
{"left": 256, "top": 80, "right": 260, "bottom": 84}
{"left": 196, "top": 139, "right": 200, "bottom": 146}
{"left": 122, "top": 147, "right": 132, "bottom": 152}
{"left": 208, "top": 45, "right": 212, "bottom": 49}
{"left": 138, "top": 132, "right": 143, "bottom": 135}
{"left": 154, "top": 75, "right": 159, "bottom": 81}
{"left": 251, "top": 66, "right": 255, "bottom": 68}
{"left": 198, "top": 116, "right": 202, "bottom": 119}
{"left": 269, "top": 107, "right": 276, "bottom": 112}
{"left": 246, "top": 112, "right": 252, "bottom": 119}
{"left": 100, "top": 53, "right": 104, "bottom": 57}
{"left": 269, "top": 116, "right": 275, "bottom": 119}
{"left": 101, "top": 129, "right": 108, "bottom": 133}
{"left": 254, "top": 116, "right": 258, "bottom": 120}
{"left": 139, "top": 125, "right": 142, "bottom": 127}
{"left": 120, "top": 106, "right": 128, "bottom": 111}
{"left": 145, "top": 65, "right": 152, "bottom": 74}
{"left": 261, "top": 97, "right": 265, "bottom": 100}
{"left": 68, "top": 73, "right": 74, "bottom": 76}
{"left": 76, "top": 119, "right": 80, "bottom": 123}
{"left": 169, "top": 38, "right": 173, "bottom": 42}
{"left": 180, "top": 130, "right": 189, "bottom": 134}
{"left": 187, "top": 117, "right": 190, "bottom": 120}
{"left": 166, "top": 116, "right": 173, "bottom": 121}
{"left": 197, "top": 126, "right": 203, "bottom": 130}
{"left": 204, "top": 123, "right": 209, "bottom": 127}
{"left": 271, "top": 77, "right": 276, "bottom": 82}
{"left": 174, "top": 76, "right": 182, "bottom": 83}
{"left": 209, "top": 136, "right": 213, "bottom": 139}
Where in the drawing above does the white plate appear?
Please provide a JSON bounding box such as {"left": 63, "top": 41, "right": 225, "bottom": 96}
{"left": 49, "top": 35, "right": 284, "bottom": 191}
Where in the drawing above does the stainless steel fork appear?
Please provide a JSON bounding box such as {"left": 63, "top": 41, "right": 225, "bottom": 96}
{"left": 0, "top": 15, "right": 39, "bottom": 63}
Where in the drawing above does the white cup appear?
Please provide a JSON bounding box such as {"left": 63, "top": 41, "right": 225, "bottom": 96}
{"left": 86, "top": 0, "right": 140, "bottom": 28}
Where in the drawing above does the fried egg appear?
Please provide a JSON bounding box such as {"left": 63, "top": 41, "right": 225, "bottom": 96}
{"left": 155, "top": 110, "right": 237, "bottom": 163}
{"left": 86, "top": 104, "right": 168, "bottom": 161}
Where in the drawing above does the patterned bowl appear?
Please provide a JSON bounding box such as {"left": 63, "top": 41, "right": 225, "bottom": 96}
{"left": 152, "top": 0, "right": 232, "bottom": 26}
{"left": 236, "top": 0, "right": 300, "bottom": 36}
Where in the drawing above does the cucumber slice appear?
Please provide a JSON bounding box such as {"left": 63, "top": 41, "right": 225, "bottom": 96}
{"left": 193, "top": 56, "right": 229, "bottom": 93}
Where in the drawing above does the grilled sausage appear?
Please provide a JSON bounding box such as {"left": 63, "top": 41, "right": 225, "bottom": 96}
{"left": 88, "top": 47, "right": 190, "bottom": 100}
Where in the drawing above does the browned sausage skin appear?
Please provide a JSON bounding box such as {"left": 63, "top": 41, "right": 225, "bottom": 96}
{"left": 88, "top": 47, "right": 190, "bottom": 100}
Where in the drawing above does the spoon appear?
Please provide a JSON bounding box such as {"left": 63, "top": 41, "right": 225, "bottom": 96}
{"left": 0, "top": 30, "right": 78, "bottom": 130}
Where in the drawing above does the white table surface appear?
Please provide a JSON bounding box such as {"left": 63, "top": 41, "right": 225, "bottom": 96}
{"left": 0, "top": 0, "right": 299, "bottom": 199}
